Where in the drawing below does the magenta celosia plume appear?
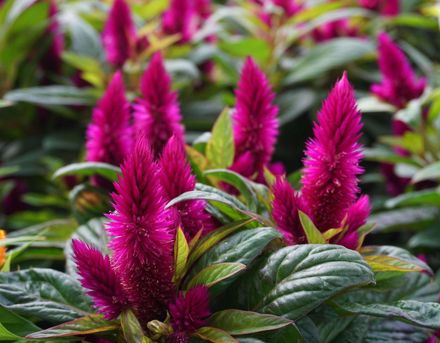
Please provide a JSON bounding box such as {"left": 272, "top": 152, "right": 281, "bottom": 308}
{"left": 301, "top": 72, "right": 364, "bottom": 232}
{"left": 85, "top": 71, "right": 131, "bottom": 166}
{"left": 371, "top": 32, "right": 426, "bottom": 108}
{"left": 169, "top": 286, "right": 211, "bottom": 342}
{"left": 72, "top": 239, "right": 127, "bottom": 320}
{"left": 102, "top": 0, "right": 137, "bottom": 67}
{"left": 162, "top": 0, "right": 195, "bottom": 43}
{"left": 230, "top": 57, "right": 279, "bottom": 181}
{"left": 107, "top": 140, "right": 175, "bottom": 323}
{"left": 272, "top": 0, "right": 303, "bottom": 18}
{"left": 159, "top": 136, "right": 216, "bottom": 238}
{"left": 134, "top": 53, "right": 185, "bottom": 158}
{"left": 359, "top": 0, "right": 399, "bottom": 16}
{"left": 271, "top": 177, "right": 305, "bottom": 245}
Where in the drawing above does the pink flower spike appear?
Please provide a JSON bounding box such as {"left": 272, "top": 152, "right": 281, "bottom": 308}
{"left": 169, "top": 286, "right": 211, "bottom": 342}
{"left": 162, "top": 0, "right": 195, "bottom": 43}
{"left": 337, "top": 195, "right": 371, "bottom": 250}
{"left": 160, "top": 136, "right": 216, "bottom": 238}
{"left": 134, "top": 53, "right": 185, "bottom": 159}
{"left": 371, "top": 32, "right": 426, "bottom": 108}
{"left": 230, "top": 57, "right": 279, "bottom": 181}
{"left": 271, "top": 177, "right": 305, "bottom": 245}
{"left": 102, "top": 0, "right": 137, "bottom": 67}
{"left": 72, "top": 239, "right": 127, "bottom": 320}
{"left": 301, "top": 72, "right": 363, "bottom": 232}
{"left": 85, "top": 71, "right": 132, "bottom": 167}
{"left": 107, "top": 140, "right": 175, "bottom": 323}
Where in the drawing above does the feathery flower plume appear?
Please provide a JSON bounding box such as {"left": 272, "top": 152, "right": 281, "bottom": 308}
{"left": 134, "top": 53, "right": 184, "bottom": 158}
{"left": 271, "top": 178, "right": 305, "bottom": 245}
{"left": 102, "top": 0, "right": 137, "bottom": 67}
{"left": 162, "top": 0, "right": 195, "bottom": 43}
{"left": 85, "top": 71, "right": 131, "bottom": 166}
{"left": 230, "top": 57, "right": 279, "bottom": 181}
{"left": 159, "top": 136, "right": 216, "bottom": 238}
{"left": 371, "top": 32, "right": 426, "bottom": 108}
{"left": 169, "top": 286, "right": 211, "bottom": 343}
{"left": 301, "top": 73, "right": 363, "bottom": 232}
{"left": 359, "top": 0, "right": 399, "bottom": 16}
{"left": 336, "top": 195, "right": 371, "bottom": 250}
{"left": 72, "top": 239, "right": 127, "bottom": 319}
{"left": 107, "top": 140, "right": 175, "bottom": 323}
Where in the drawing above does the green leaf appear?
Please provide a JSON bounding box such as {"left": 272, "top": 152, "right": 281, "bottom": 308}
{"left": 408, "top": 226, "right": 440, "bottom": 249}
{"left": 209, "top": 309, "right": 292, "bottom": 335}
{"left": 369, "top": 206, "right": 440, "bottom": 233}
{"left": 25, "top": 314, "right": 118, "bottom": 339}
{"left": 361, "top": 319, "right": 430, "bottom": 343}
{"left": 0, "top": 305, "right": 39, "bottom": 339}
{"left": 206, "top": 108, "right": 234, "bottom": 169}
{"left": 363, "top": 147, "right": 421, "bottom": 167}
{"left": 173, "top": 227, "right": 189, "bottom": 284}
{"left": 186, "top": 262, "right": 246, "bottom": 289}
{"left": 120, "top": 310, "right": 144, "bottom": 343}
{"left": 357, "top": 96, "right": 396, "bottom": 113}
{"left": 334, "top": 300, "right": 440, "bottom": 329}
{"left": 188, "top": 228, "right": 281, "bottom": 294}
{"left": 385, "top": 189, "right": 440, "bottom": 208}
{"left": 0, "top": 268, "right": 92, "bottom": 323}
{"left": 0, "top": 324, "right": 20, "bottom": 341}
{"left": 234, "top": 245, "right": 374, "bottom": 320}
{"left": 284, "top": 38, "right": 375, "bottom": 85}
{"left": 298, "top": 211, "right": 326, "bottom": 244}
{"left": 53, "top": 162, "right": 121, "bottom": 181}
{"left": 204, "top": 169, "right": 258, "bottom": 211}
{"left": 193, "top": 326, "right": 238, "bottom": 343}
{"left": 412, "top": 162, "right": 440, "bottom": 183}
{"left": 4, "top": 86, "right": 97, "bottom": 106}
{"left": 361, "top": 246, "right": 432, "bottom": 277}
{"left": 187, "top": 219, "right": 253, "bottom": 270}
{"left": 219, "top": 38, "right": 270, "bottom": 64}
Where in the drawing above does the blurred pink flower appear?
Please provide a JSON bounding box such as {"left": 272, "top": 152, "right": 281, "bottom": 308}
{"left": 371, "top": 32, "right": 426, "bottom": 108}
{"left": 162, "top": 0, "right": 195, "bottom": 43}
{"left": 134, "top": 53, "right": 185, "bottom": 159}
{"left": 312, "top": 19, "right": 360, "bottom": 42}
{"left": 85, "top": 71, "right": 131, "bottom": 166}
{"left": 230, "top": 57, "right": 279, "bottom": 182}
{"left": 102, "top": 0, "right": 137, "bottom": 67}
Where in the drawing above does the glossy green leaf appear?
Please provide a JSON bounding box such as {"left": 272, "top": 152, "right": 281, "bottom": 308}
{"left": 26, "top": 314, "right": 118, "bottom": 339}
{"left": 193, "top": 326, "right": 238, "bottom": 343}
{"left": 298, "top": 211, "right": 326, "bottom": 244}
{"left": 209, "top": 309, "right": 292, "bottom": 335}
{"left": 186, "top": 262, "right": 246, "bottom": 289}
{"left": 335, "top": 300, "right": 440, "bottom": 329}
{"left": 173, "top": 227, "right": 189, "bottom": 284}
{"left": 4, "top": 86, "right": 97, "bottom": 106}
{"left": 0, "top": 305, "right": 39, "bottom": 339}
{"left": 235, "top": 245, "right": 374, "bottom": 320}
{"left": 53, "top": 162, "right": 121, "bottom": 181}
{"left": 206, "top": 108, "right": 234, "bottom": 169}
{"left": 385, "top": 189, "right": 440, "bottom": 208}
{"left": 0, "top": 269, "right": 92, "bottom": 323}
{"left": 121, "top": 310, "right": 144, "bottom": 343}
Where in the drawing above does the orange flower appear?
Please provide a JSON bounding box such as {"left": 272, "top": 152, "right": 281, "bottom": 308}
{"left": 0, "top": 230, "right": 6, "bottom": 268}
